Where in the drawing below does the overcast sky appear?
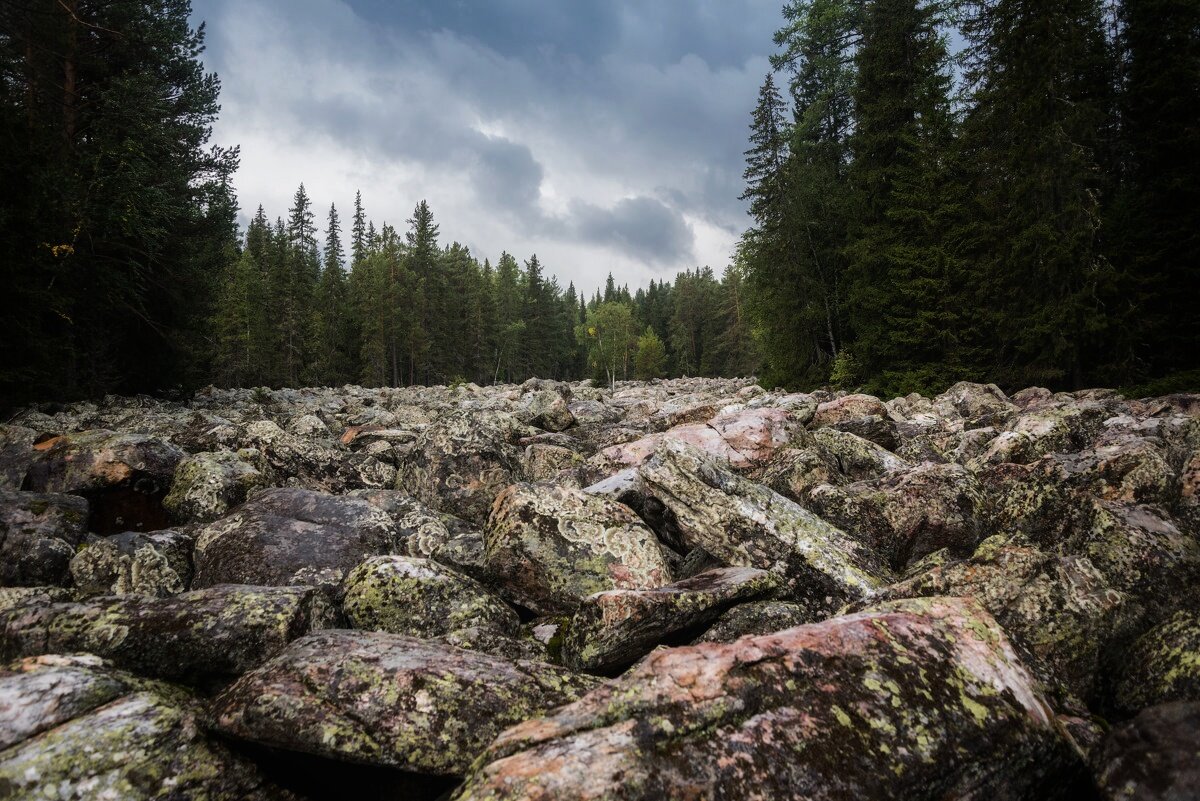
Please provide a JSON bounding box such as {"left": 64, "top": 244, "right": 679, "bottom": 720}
{"left": 189, "top": 0, "right": 782, "bottom": 295}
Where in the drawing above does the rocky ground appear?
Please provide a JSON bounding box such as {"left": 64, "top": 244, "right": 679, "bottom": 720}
{"left": 1, "top": 377, "right": 1198, "bottom": 800}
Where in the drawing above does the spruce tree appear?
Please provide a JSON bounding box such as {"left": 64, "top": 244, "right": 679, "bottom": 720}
{"left": 313, "top": 203, "right": 355, "bottom": 385}
{"left": 960, "top": 0, "right": 1115, "bottom": 388}
{"left": 845, "top": 0, "right": 966, "bottom": 396}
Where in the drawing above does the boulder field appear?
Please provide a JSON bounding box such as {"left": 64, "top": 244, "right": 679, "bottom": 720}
{"left": 1, "top": 377, "right": 1197, "bottom": 799}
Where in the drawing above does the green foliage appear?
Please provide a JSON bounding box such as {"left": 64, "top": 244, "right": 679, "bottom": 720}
{"left": 578, "top": 302, "right": 637, "bottom": 388}
{"left": 635, "top": 328, "right": 668, "bottom": 380}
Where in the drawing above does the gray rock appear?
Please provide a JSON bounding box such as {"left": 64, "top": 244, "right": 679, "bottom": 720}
{"left": 694, "top": 599, "right": 825, "bottom": 643}
{"left": 192, "top": 488, "right": 401, "bottom": 590}
{"left": 211, "top": 629, "right": 599, "bottom": 775}
{"left": 633, "top": 440, "right": 891, "bottom": 609}
{"left": 69, "top": 529, "right": 193, "bottom": 598}
{"left": 561, "top": 566, "right": 779, "bottom": 672}
{"left": 0, "top": 489, "right": 89, "bottom": 587}
{"left": 1093, "top": 702, "right": 1200, "bottom": 801}
{"left": 163, "top": 449, "right": 266, "bottom": 524}
{"left": 484, "top": 483, "right": 672, "bottom": 614}
{"left": 0, "top": 584, "right": 336, "bottom": 681}
{"left": 342, "top": 555, "right": 519, "bottom": 638}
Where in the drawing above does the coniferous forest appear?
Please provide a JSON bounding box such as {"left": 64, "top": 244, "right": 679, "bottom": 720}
{"left": 1, "top": 0, "right": 1197, "bottom": 409}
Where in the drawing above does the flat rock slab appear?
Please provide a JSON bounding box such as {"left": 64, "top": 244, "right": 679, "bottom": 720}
{"left": 0, "top": 584, "right": 336, "bottom": 682}
{"left": 561, "top": 566, "right": 779, "bottom": 672}
{"left": 634, "top": 440, "right": 890, "bottom": 608}
{"left": 0, "top": 655, "right": 292, "bottom": 800}
{"left": 211, "top": 629, "right": 599, "bottom": 776}
{"left": 455, "top": 597, "right": 1079, "bottom": 801}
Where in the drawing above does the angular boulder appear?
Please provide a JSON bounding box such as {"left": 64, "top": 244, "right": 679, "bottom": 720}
{"left": 0, "top": 656, "right": 291, "bottom": 800}
{"left": 192, "top": 487, "right": 401, "bottom": 590}
{"left": 1113, "top": 611, "right": 1200, "bottom": 714}
{"left": 485, "top": 483, "right": 671, "bottom": 614}
{"left": 0, "top": 489, "right": 89, "bottom": 587}
{"left": 455, "top": 597, "right": 1080, "bottom": 801}
{"left": 211, "top": 629, "right": 598, "bottom": 775}
{"left": 0, "top": 584, "right": 336, "bottom": 681}
{"left": 0, "top": 424, "right": 35, "bottom": 490}
{"left": 561, "top": 567, "right": 779, "bottom": 672}
{"left": 633, "top": 441, "right": 890, "bottom": 608}
{"left": 693, "top": 599, "right": 822, "bottom": 644}
{"left": 69, "top": 529, "right": 194, "bottom": 598}
{"left": 1093, "top": 702, "right": 1200, "bottom": 801}
{"left": 163, "top": 449, "right": 266, "bottom": 524}
{"left": 394, "top": 410, "right": 530, "bottom": 525}
{"left": 514, "top": 389, "right": 575, "bottom": 432}
{"left": 23, "top": 430, "right": 185, "bottom": 534}
{"left": 341, "top": 555, "right": 519, "bottom": 638}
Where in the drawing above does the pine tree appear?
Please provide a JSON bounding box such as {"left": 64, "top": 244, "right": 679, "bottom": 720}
{"left": 280, "top": 184, "right": 319, "bottom": 385}
{"left": 351, "top": 191, "right": 368, "bottom": 268}
{"left": 492, "top": 252, "right": 524, "bottom": 382}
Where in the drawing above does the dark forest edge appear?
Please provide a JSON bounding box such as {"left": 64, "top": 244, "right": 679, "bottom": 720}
{"left": 1, "top": 0, "right": 1197, "bottom": 411}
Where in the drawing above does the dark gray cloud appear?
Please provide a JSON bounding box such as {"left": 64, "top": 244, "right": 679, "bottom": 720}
{"left": 190, "top": 0, "right": 780, "bottom": 289}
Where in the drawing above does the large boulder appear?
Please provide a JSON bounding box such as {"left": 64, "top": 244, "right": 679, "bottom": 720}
{"left": 341, "top": 555, "right": 519, "bottom": 638}
{"left": 23, "top": 430, "right": 185, "bottom": 534}
{"left": 561, "top": 567, "right": 779, "bottom": 673}
{"left": 868, "top": 537, "right": 1130, "bottom": 701}
{"left": 0, "top": 584, "right": 336, "bottom": 681}
{"left": 0, "top": 655, "right": 292, "bottom": 800}
{"left": 812, "top": 427, "right": 910, "bottom": 481}
{"left": 192, "top": 488, "right": 402, "bottom": 590}
{"left": 630, "top": 440, "right": 890, "bottom": 608}
{"left": 1113, "top": 611, "right": 1200, "bottom": 714}
{"left": 1092, "top": 702, "right": 1200, "bottom": 801}
{"left": 594, "top": 408, "right": 803, "bottom": 476}
{"left": 455, "top": 597, "right": 1080, "bottom": 801}
{"left": 484, "top": 483, "right": 671, "bottom": 614}
{"left": 0, "top": 424, "right": 35, "bottom": 490}
{"left": 0, "top": 489, "right": 89, "bottom": 587}
{"left": 514, "top": 389, "right": 575, "bottom": 432}
{"left": 163, "top": 449, "right": 266, "bottom": 524}
{"left": 69, "top": 529, "right": 194, "bottom": 598}
{"left": 394, "top": 410, "right": 530, "bottom": 525}
{"left": 932, "top": 381, "right": 1017, "bottom": 429}
{"left": 211, "top": 629, "right": 598, "bottom": 776}
{"left": 806, "top": 462, "right": 987, "bottom": 571}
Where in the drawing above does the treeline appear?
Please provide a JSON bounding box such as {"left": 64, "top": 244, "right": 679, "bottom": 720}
{"left": 214, "top": 187, "right": 759, "bottom": 389}
{"left": 741, "top": 0, "right": 1199, "bottom": 396}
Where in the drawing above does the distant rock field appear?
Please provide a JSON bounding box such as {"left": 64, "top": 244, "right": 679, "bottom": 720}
{"left": 1, "top": 378, "right": 1198, "bottom": 800}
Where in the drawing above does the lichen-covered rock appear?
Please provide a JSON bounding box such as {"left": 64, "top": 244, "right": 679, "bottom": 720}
{"left": 69, "top": 529, "right": 194, "bottom": 598}
{"left": 1113, "top": 611, "right": 1200, "bottom": 714}
{"left": 561, "top": 567, "right": 779, "bottom": 672}
{"left": 192, "top": 487, "right": 401, "bottom": 590}
{"left": 595, "top": 408, "right": 804, "bottom": 476}
{"left": 693, "top": 599, "right": 823, "bottom": 643}
{"left": 521, "top": 443, "right": 583, "bottom": 481}
{"left": 932, "top": 381, "right": 1017, "bottom": 429}
{"left": 0, "top": 424, "right": 35, "bottom": 490}
{"left": 1092, "top": 702, "right": 1200, "bottom": 801}
{"left": 23, "top": 429, "right": 185, "bottom": 535}
{"left": 485, "top": 483, "right": 671, "bottom": 614}
{"left": 1005, "top": 401, "right": 1110, "bottom": 460}
{"left": 758, "top": 445, "right": 845, "bottom": 502}
{"left": 868, "top": 538, "right": 1129, "bottom": 701}
{"left": 0, "top": 489, "right": 89, "bottom": 587}
{"left": 0, "top": 584, "right": 336, "bottom": 681}
{"left": 394, "top": 410, "right": 530, "bottom": 524}
{"left": 633, "top": 440, "right": 890, "bottom": 608}
{"left": 454, "top": 597, "right": 1080, "bottom": 801}
{"left": 0, "top": 586, "right": 71, "bottom": 613}
{"left": 813, "top": 427, "right": 910, "bottom": 481}
{"left": 812, "top": 394, "right": 899, "bottom": 449}
{"left": 211, "top": 629, "right": 599, "bottom": 775}
{"left": 1071, "top": 502, "right": 1200, "bottom": 625}
{"left": 514, "top": 389, "right": 575, "bottom": 432}
{"left": 807, "top": 462, "right": 986, "bottom": 571}
{"left": 240, "top": 419, "right": 362, "bottom": 492}
{"left": 342, "top": 555, "right": 518, "bottom": 638}
{"left": 0, "top": 656, "right": 293, "bottom": 800}
{"left": 163, "top": 449, "right": 266, "bottom": 524}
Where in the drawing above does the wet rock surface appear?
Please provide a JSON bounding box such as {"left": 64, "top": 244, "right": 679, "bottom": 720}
{"left": 0, "top": 378, "right": 1196, "bottom": 799}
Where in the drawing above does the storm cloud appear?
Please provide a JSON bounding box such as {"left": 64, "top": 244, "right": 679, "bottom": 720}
{"left": 190, "top": 0, "right": 781, "bottom": 291}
